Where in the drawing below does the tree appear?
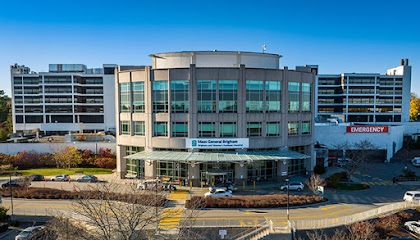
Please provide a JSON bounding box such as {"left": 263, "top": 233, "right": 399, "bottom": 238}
{"left": 53, "top": 146, "right": 83, "bottom": 169}
{"left": 0, "top": 90, "right": 10, "bottom": 123}
{"left": 306, "top": 174, "right": 326, "bottom": 195}
{"left": 410, "top": 92, "right": 420, "bottom": 121}
{"left": 0, "top": 128, "right": 8, "bottom": 142}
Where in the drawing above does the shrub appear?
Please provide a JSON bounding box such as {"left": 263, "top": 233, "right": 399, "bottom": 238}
{"left": 0, "top": 206, "right": 9, "bottom": 222}
{"left": 402, "top": 168, "right": 417, "bottom": 178}
{"left": 347, "top": 221, "right": 378, "bottom": 240}
{"left": 374, "top": 214, "right": 401, "bottom": 232}
{"left": 93, "top": 157, "right": 116, "bottom": 169}
{"left": 397, "top": 210, "right": 412, "bottom": 220}
{"left": 314, "top": 165, "right": 326, "bottom": 175}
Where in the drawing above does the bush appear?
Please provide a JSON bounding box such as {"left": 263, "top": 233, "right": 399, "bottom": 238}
{"left": 314, "top": 165, "right": 326, "bottom": 175}
{"left": 402, "top": 168, "right": 417, "bottom": 178}
{"left": 397, "top": 210, "right": 412, "bottom": 220}
{"left": 93, "top": 157, "right": 116, "bottom": 169}
{"left": 187, "top": 194, "right": 326, "bottom": 209}
{"left": 374, "top": 214, "right": 401, "bottom": 232}
{"left": 0, "top": 206, "right": 8, "bottom": 222}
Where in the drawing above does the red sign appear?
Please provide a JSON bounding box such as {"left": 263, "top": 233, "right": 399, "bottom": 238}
{"left": 346, "top": 126, "right": 389, "bottom": 133}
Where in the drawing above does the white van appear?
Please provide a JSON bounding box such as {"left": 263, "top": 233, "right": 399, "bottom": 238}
{"left": 403, "top": 191, "right": 420, "bottom": 202}
{"left": 137, "top": 179, "right": 164, "bottom": 190}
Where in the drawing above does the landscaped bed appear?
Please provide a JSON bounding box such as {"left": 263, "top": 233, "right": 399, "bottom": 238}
{"left": 186, "top": 194, "right": 326, "bottom": 209}
{"left": 0, "top": 187, "right": 166, "bottom": 206}
{"left": 9, "top": 168, "right": 113, "bottom": 177}
{"left": 326, "top": 172, "right": 370, "bottom": 190}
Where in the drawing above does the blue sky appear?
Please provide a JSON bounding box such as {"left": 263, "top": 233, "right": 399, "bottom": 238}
{"left": 0, "top": 0, "right": 419, "bottom": 95}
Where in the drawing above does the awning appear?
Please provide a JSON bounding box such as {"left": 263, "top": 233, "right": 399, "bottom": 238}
{"left": 124, "top": 150, "right": 310, "bottom": 163}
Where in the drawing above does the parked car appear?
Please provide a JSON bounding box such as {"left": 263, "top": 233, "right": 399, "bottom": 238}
{"left": 389, "top": 237, "right": 416, "bottom": 240}
{"left": 404, "top": 221, "right": 420, "bottom": 234}
{"left": 337, "top": 157, "right": 351, "bottom": 167}
{"left": 76, "top": 175, "right": 98, "bottom": 183}
{"left": 204, "top": 189, "right": 232, "bottom": 197}
{"left": 137, "top": 179, "right": 164, "bottom": 190}
{"left": 403, "top": 191, "right": 420, "bottom": 202}
{"left": 209, "top": 183, "right": 234, "bottom": 192}
{"left": 1, "top": 179, "right": 28, "bottom": 188}
{"left": 411, "top": 157, "right": 420, "bottom": 167}
{"left": 280, "top": 182, "right": 305, "bottom": 192}
{"left": 28, "top": 174, "right": 45, "bottom": 181}
{"left": 51, "top": 174, "right": 69, "bottom": 181}
{"left": 15, "top": 226, "right": 45, "bottom": 240}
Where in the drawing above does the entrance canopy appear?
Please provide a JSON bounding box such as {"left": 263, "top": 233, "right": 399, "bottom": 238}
{"left": 124, "top": 150, "right": 310, "bottom": 163}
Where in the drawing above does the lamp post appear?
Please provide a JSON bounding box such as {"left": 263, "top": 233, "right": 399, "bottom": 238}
{"left": 286, "top": 178, "right": 290, "bottom": 221}
{"left": 9, "top": 171, "right": 21, "bottom": 218}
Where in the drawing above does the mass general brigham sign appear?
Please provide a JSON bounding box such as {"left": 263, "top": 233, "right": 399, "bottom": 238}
{"left": 346, "top": 126, "right": 389, "bottom": 133}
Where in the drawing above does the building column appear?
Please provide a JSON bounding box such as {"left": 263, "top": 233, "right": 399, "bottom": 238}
{"left": 188, "top": 163, "right": 200, "bottom": 187}
{"left": 144, "top": 160, "right": 156, "bottom": 179}
{"left": 277, "top": 160, "right": 289, "bottom": 182}
{"left": 234, "top": 162, "right": 247, "bottom": 186}
{"left": 116, "top": 145, "right": 126, "bottom": 179}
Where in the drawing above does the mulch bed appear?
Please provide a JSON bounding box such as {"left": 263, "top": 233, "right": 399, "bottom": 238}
{"left": 0, "top": 187, "right": 166, "bottom": 206}
{"left": 187, "top": 194, "right": 326, "bottom": 208}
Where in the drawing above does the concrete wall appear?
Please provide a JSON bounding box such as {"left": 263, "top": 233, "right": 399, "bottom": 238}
{"left": 314, "top": 125, "right": 404, "bottom": 161}
{"left": 0, "top": 142, "right": 116, "bottom": 155}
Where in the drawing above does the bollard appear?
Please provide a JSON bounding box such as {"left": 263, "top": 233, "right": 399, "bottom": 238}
{"left": 253, "top": 181, "right": 256, "bottom": 189}
{"left": 89, "top": 186, "right": 91, "bottom": 191}
{"left": 74, "top": 185, "right": 76, "bottom": 191}
{"left": 190, "top": 181, "right": 192, "bottom": 190}
{"left": 45, "top": 178, "right": 47, "bottom": 182}
{"left": 61, "top": 183, "right": 63, "bottom": 190}
{"left": 125, "top": 178, "right": 127, "bottom": 184}
{"left": 201, "top": 182, "right": 203, "bottom": 189}
{"left": 243, "top": 181, "right": 245, "bottom": 189}
{"left": 44, "top": 183, "right": 45, "bottom": 188}
{"left": 68, "top": 177, "right": 71, "bottom": 183}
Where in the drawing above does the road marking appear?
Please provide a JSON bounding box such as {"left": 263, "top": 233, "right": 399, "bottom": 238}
{"left": 354, "top": 171, "right": 360, "bottom": 174}
{"left": 321, "top": 206, "right": 337, "bottom": 210}
{"left": 243, "top": 212, "right": 267, "bottom": 215}
{"left": 372, "top": 177, "right": 379, "bottom": 180}
{"left": 362, "top": 174, "right": 370, "bottom": 177}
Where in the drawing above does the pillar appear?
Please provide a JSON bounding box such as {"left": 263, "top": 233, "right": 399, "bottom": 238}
{"left": 116, "top": 145, "right": 126, "bottom": 179}
{"left": 144, "top": 160, "right": 156, "bottom": 179}
{"left": 234, "top": 162, "right": 247, "bottom": 186}
{"left": 188, "top": 163, "right": 200, "bottom": 187}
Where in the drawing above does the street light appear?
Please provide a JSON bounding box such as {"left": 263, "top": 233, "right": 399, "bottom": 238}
{"left": 9, "top": 171, "right": 21, "bottom": 218}
{"left": 286, "top": 178, "right": 290, "bottom": 221}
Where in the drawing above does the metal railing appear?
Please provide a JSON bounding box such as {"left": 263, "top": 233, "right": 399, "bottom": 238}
{"left": 293, "top": 201, "right": 420, "bottom": 230}
{"left": 232, "top": 220, "right": 272, "bottom": 240}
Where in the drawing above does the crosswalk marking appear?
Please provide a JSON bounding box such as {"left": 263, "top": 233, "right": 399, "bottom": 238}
{"left": 362, "top": 181, "right": 394, "bottom": 186}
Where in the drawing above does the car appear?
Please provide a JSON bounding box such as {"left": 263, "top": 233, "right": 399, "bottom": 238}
{"left": 137, "top": 179, "right": 164, "bottom": 190}
{"left": 204, "top": 189, "right": 232, "bottom": 197}
{"left": 28, "top": 174, "right": 45, "bottom": 181}
{"left": 51, "top": 174, "right": 69, "bottom": 181}
{"left": 411, "top": 157, "right": 420, "bottom": 167}
{"left": 1, "top": 179, "right": 27, "bottom": 188}
{"left": 389, "top": 237, "right": 416, "bottom": 240}
{"left": 403, "top": 191, "right": 420, "bottom": 202}
{"left": 337, "top": 157, "right": 351, "bottom": 167}
{"left": 404, "top": 221, "right": 420, "bottom": 234}
{"left": 209, "top": 183, "right": 234, "bottom": 192}
{"left": 15, "top": 226, "right": 45, "bottom": 240}
{"left": 280, "top": 182, "right": 305, "bottom": 192}
{"left": 76, "top": 175, "right": 98, "bottom": 182}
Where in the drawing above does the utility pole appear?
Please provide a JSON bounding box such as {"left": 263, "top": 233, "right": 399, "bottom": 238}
{"left": 286, "top": 178, "right": 290, "bottom": 221}
{"left": 9, "top": 173, "right": 13, "bottom": 217}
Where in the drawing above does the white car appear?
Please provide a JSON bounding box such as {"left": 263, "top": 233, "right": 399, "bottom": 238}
{"left": 137, "top": 179, "right": 164, "bottom": 190}
{"left": 15, "top": 226, "right": 45, "bottom": 240}
{"left": 280, "top": 182, "right": 305, "bottom": 192}
{"left": 204, "top": 189, "right": 232, "bottom": 197}
{"left": 412, "top": 157, "right": 420, "bottom": 167}
{"left": 209, "top": 183, "right": 234, "bottom": 192}
{"left": 50, "top": 174, "right": 69, "bottom": 181}
{"left": 404, "top": 221, "right": 420, "bottom": 234}
{"left": 403, "top": 191, "right": 420, "bottom": 202}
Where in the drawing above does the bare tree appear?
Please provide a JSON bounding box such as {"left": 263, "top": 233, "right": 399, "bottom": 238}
{"left": 306, "top": 174, "right": 326, "bottom": 195}
{"left": 346, "top": 221, "right": 378, "bottom": 240}
{"left": 30, "top": 215, "right": 94, "bottom": 240}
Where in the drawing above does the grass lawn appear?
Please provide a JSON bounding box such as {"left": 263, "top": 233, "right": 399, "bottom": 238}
{"left": 334, "top": 182, "right": 370, "bottom": 190}
{"left": 15, "top": 168, "right": 113, "bottom": 176}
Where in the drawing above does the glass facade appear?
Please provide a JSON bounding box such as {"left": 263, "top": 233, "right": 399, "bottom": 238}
{"left": 219, "top": 80, "right": 238, "bottom": 112}
{"left": 171, "top": 81, "right": 189, "bottom": 113}
{"left": 266, "top": 122, "right": 281, "bottom": 136}
{"left": 120, "top": 121, "right": 131, "bottom": 135}
{"left": 248, "top": 161, "right": 277, "bottom": 180}
{"left": 197, "top": 80, "right": 217, "bottom": 112}
{"left": 246, "top": 81, "right": 264, "bottom": 112}
{"left": 301, "top": 121, "right": 311, "bottom": 135}
{"left": 199, "top": 122, "right": 215, "bottom": 137}
{"left": 247, "top": 122, "right": 262, "bottom": 137}
{"left": 156, "top": 161, "right": 188, "bottom": 179}
{"left": 266, "top": 81, "right": 281, "bottom": 112}
{"left": 152, "top": 81, "right": 168, "bottom": 113}
{"left": 125, "top": 146, "right": 144, "bottom": 177}
{"left": 220, "top": 122, "right": 236, "bottom": 137}
{"left": 120, "top": 83, "right": 131, "bottom": 113}
{"left": 302, "top": 83, "right": 311, "bottom": 111}
{"left": 134, "top": 121, "right": 145, "bottom": 136}
{"left": 153, "top": 122, "right": 168, "bottom": 137}
{"left": 133, "top": 82, "right": 145, "bottom": 113}
{"left": 288, "top": 121, "right": 299, "bottom": 135}
{"left": 288, "top": 82, "right": 300, "bottom": 111}
{"left": 172, "top": 122, "right": 188, "bottom": 137}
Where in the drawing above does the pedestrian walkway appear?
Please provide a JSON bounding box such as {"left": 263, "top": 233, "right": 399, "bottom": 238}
{"left": 159, "top": 209, "right": 183, "bottom": 229}
{"left": 168, "top": 189, "right": 188, "bottom": 201}
{"left": 362, "top": 181, "right": 397, "bottom": 186}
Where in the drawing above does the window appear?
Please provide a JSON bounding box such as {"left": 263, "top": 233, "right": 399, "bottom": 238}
{"left": 288, "top": 121, "right": 299, "bottom": 135}
{"left": 302, "top": 121, "right": 311, "bottom": 135}
{"left": 132, "top": 82, "right": 145, "bottom": 113}
{"left": 24, "top": 96, "right": 41, "bottom": 104}
{"left": 15, "top": 106, "right": 23, "bottom": 113}
{"left": 266, "top": 122, "right": 280, "bottom": 136}
{"left": 25, "top": 115, "right": 43, "bottom": 123}
{"left": 44, "top": 86, "right": 72, "bottom": 93}
{"left": 15, "top": 96, "right": 23, "bottom": 104}
{"left": 219, "top": 80, "right": 238, "bottom": 112}
{"left": 171, "top": 81, "right": 189, "bottom": 113}
{"left": 246, "top": 81, "right": 264, "bottom": 112}
{"left": 120, "top": 121, "right": 131, "bottom": 135}
{"left": 134, "top": 121, "right": 145, "bottom": 136}
{"left": 156, "top": 161, "right": 188, "bottom": 179}
{"left": 172, "top": 122, "right": 188, "bottom": 137}
{"left": 152, "top": 81, "right": 168, "bottom": 113}
{"left": 125, "top": 146, "right": 145, "bottom": 177}
{"left": 199, "top": 122, "right": 215, "bottom": 137}
{"left": 79, "top": 115, "right": 104, "bottom": 123}
{"left": 154, "top": 122, "right": 168, "bottom": 137}
{"left": 266, "top": 81, "right": 281, "bottom": 112}
{"left": 45, "top": 96, "right": 72, "bottom": 103}
{"left": 44, "top": 76, "right": 71, "bottom": 84}
{"left": 13, "top": 86, "right": 22, "bottom": 94}
{"left": 247, "top": 122, "right": 262, "bottom": 137}
{"left": 23, "top": 77, "right": 41, "bottom": 85}
{"left": 302, "top": 83, "right": 311, "bottom": 111}
{"left": 16, "top": 115, "right": 23, "bottom": 123}
{"left": 220, "top": 122, "right": 236, "bottom": 137}
{"left": 13, "top": 77, "right": 22, "bottom": 85}
{"left": 288, "top": 82, "right": 300, "bottom": 111}
{"left": 25, "top": 106, "right": 43, "bottom": 113}
{"left": 120, "top": 83, "right": 131, "bottom": 113}
{"left": 197, "top": 80, "right": 217, "bottom": 112}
